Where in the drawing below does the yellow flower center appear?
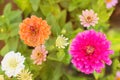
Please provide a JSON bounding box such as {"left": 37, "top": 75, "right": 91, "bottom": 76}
{"left": 8, "top": 58, "right": 18, "bottom": 69}
{"left": 36, "top": 52, "right": 43, "bottom": 58}
{"left": 106, "top": 0, "right": 112, "bottom": 3}
{"left": 86, "top": 16, "right": 93, "bottom": 23}
{"left": 86, "top": 46, "right": 95, "bottom": 54}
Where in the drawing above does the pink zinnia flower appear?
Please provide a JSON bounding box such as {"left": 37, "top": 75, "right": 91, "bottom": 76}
{"left": 31, "top": 45, "right": 48, "bottom": 65}
{"left": 69, "top": 30, "right": 113, "bottom": 74}
{"left": 79, "top": 9, "right": 99, "bottom": 27}
{"left": 105, "top": 0, "right": 118, "bottom": 9}
{"left": 115, "top": 71, "right": 120, "bottom": 80}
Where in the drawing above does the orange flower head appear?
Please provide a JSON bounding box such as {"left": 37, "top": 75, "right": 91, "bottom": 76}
{"left": 31, "top": 45, "right": 48, "bottom": 65}
{"left": 19, "top": 15, "right": 51, "bottom": 47}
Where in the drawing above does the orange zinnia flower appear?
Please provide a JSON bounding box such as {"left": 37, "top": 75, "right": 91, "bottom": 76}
{"left": 31, "top": 45, "right": 48, "bottom": 65}
{"left": 19, "top": 15, "right": 51, "bottom": 47}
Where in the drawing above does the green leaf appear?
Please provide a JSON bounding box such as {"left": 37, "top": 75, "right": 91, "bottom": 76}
{"left": 66, "top": 73, "right": 86, "bottom": 80}
{"left": 3, "top": 3, "right": 12, "bottom": 16}
{"left": 68, "top": 0, "right": 90, "bottom": 11}
{"left": 112, "top": 59, "right": 120, "bottom": 73}
{"left": 0, "top": 16, "right": 4, "bottom": 26}
{"left": 6, "top": 10, "right": 22, "bottom": 22}
{"left": 107, "top": 30, "right": 120, "bottom": 52}
{"left": 61, "top": 22, "right": 73, "bottom": 34}
{"left": 57, "top": 10, "right": 66, "bottom": 27}
{"left": 62, "top": 51, "right": 71, "bottom": 64}
{"left": 40, "top": 2, "right": 60, "bottom": 17}
{"left": 48, "top": 0, "right": 61, "bottom": 4}
{"left": 0, "top": 44, "right": 9, "bottom": 56}
{"left": 57, "top": 49, "right": 65, "bottom": 61}
{"left": 39, "top": 61, "right": 54, "bottom": 80}
{"left": 0, "top": 36, "right": 19, "bottom": 56}
{"left": 7, "top": 36, "right": 19, "bottom": 51}
{"left": 59, "top": 0, "right": 70, "bottom": 9}
{"left": 92, "top": 0, "right": 113, "bottom": 30}
{"left": 52, "top": 64, "right": 62, "bottom": 80}
{"left": 67, "top": 28, "right": 83, "bottom": 39}
{"left": 0, "top": 33, "right": 9, "bottom": 40}
{"left": 30, "top": 0, "right": 40, "bottom": 11}
{"left": 14, "top": 0, "right": 32, "bottom": 16}
{"left": 93, "top": 70, "right": 105, "bottom": 80}
{"left": 46, "top": 14, "right": 61, "bottom": 36}
{"left": 9, "top": 23, "right": 19, "bottom": 37}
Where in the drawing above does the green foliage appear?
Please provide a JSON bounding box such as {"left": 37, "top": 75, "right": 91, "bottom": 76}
{"left": 107, "top": 30, "right": 120, "bottom": 52}
{"left": 30, "top": 0, "right": 40, "bottom": 11}
{"left": 46, "top": 14, "right": 61, "bottom": 36}
{"left": 68, "top": 0, "right": 91, "bottom": 11}
{"left": 40, "top": 1, "right": 60, "bottom": 17}
{"left": 14, "top": 0, "right": 32, "bottom": 17}
{"left": 0, "top": 3, "right": 21, "bottom": 56}
{"left": 0, "top": 0, "right": 120, "bottom": 80}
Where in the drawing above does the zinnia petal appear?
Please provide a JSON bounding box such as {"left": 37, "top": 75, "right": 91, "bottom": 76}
{"left": 79, "top": 9, "right": 99, "bottom": 27}
{"left": 69, "top": 30, "right": 113, "bottom": 74}
{"left": 31, "top": 45, "right": 48, "bottom": 65}
{"left": 19, "top": 15, "right": 51, "bottom": 47}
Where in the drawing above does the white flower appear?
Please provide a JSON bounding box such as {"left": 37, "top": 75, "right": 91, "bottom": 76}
{"left": 56, "top": 35, "right": 69, "bottom": 48}
{"left": 1, "top": 51, "right": 25, "bottom": 77}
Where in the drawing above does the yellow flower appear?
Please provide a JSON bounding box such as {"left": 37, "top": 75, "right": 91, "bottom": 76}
{"left": 56, "top": 35, "right": 69, "bottom": 48}
{"left": 17, "top": 69, "right": 33, "bottom": 80}
{"left": 0, "top": 75, "right": 4, "bottom": 80}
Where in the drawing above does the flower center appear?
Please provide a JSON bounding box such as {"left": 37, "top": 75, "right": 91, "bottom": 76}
{"left": 29, "top": 25, "right": 38, "bottom": 35}
{"left": 86, "top": 46, "right": 95, "bottom": 54}
{"left": 106, "top": 0, "right": 112, "bottom": 3}
{"left": 86, "top": 16, "right": 93, "bottom": 23}
{"left": 8, "top": 58, "right": 18, "bottom": 69}
{"left": 36, "top": 52, "right": 43, "bottom": 58}
{"left": 21, "top": 74, "right": 29, "bottom": 79}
